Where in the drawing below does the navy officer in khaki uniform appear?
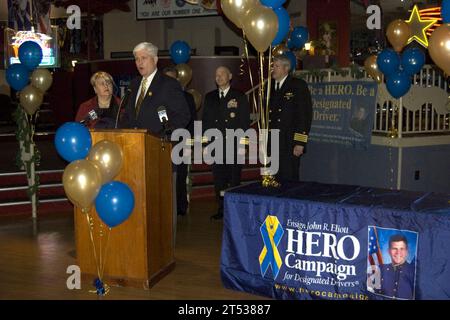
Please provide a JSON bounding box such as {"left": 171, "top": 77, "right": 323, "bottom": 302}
{"left": 378, "top": 234, "right": 415, "bottom": 299}
{"left": 202, "top": 66, "right": 250, "bottom": 220}
{"left": 269, "top": 55, "right": 313, "bottom": 181}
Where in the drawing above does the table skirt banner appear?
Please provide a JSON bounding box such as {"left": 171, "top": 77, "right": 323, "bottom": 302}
{"left": 220, "top": 182, "right": 450, "bottom": 300}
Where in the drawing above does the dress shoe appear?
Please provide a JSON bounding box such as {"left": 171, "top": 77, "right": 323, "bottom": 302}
{"left": 210, "top": 212, "right": 223, "bottom": 220}
{"left": 177, "top": 210, "right": 186, "bottom": 216}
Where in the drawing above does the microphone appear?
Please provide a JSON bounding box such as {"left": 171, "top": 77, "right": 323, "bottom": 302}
{"left": 157, "top": 105, "right": 171, "bottom": 138}
{"left": 115, "top": 88, "right": 132, "bottom": 128}
{"left": 157, "top": 105, "right": 169, "bottom": 124}
{"left": 80, "top": 108, "right": 100, "bottom": 125}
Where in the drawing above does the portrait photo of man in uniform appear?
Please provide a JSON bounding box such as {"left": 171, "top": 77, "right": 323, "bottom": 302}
{"left": 349, "top": 106, "right": 369, "bottom": 136}
{"left": 367, "top": 227, "right": 418, "bottom": 300}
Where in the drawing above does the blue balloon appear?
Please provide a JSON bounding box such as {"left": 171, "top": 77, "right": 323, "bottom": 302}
{"left": 272, "top": 7, "right": 290, "bottom": 46}
{"left": 6, "top": 63, "right": 30, "bottom": 91}
{"left": 287, "top": 37, "right": 295, "bottom": 49}
{"left": 95, "top": 181, "right": 135, "bottom": 228}
{"left": 291, "top": 26, "right": 309, "bottom": 49}
{"left": 54, "top": 122, "right": 92, "bottom": 162}
{"left": 377, "top": 49, "right": 400, "bottom": 77}
{"left": 260, "top": 0, "right": 286, "bottom": 9}
{"left": 284, "top": 51, "right": 297, "bottom": 71}
{"left": 18, "top": 41, "right": 43, "bottom": 70}
{"left": 386, "top": 71, "right": 412, "bottom": 99}
{"left": 170, "top": 40, "right": 191, "bottom": 64}
{"left": 401, "top": 47, "right": 425, "bottom": 76}
{"left": 442, "top": 0, "right": 450, "bottom": 23}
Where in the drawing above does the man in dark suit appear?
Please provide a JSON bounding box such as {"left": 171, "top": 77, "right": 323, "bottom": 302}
{"left": 120, "top": 42, "right": 190, "bottom": 134}
{"left": 119, "top": 42, "right": 190, "bottom": 246}
{"left": 163, "top": 66, "right": 197, "bottom": 217}
{"left": 269, "top": 55, "right": 312, "bottom": 182}
{"left": 202, "top": 66, "right": 250, "bottom": 220}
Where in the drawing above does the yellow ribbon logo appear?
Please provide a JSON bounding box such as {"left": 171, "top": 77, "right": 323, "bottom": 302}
{"left": 259, "top": 215, "right": 284, "bottom": 279}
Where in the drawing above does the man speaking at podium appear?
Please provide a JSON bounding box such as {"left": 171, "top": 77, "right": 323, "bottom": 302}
{"left": 119, "top": 42, "right": 190, "bottom": 246}
{"left": 119, "top": 42, "right": 190, "bottom": 134}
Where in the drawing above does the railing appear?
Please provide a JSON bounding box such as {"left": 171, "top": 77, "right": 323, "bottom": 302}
{"left": 0, "top": 169, "right": 67, "bottom": 208}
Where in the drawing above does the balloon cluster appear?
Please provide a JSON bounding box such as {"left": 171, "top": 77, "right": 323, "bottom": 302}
{"left": 221, "top": 0, "right": 308, "bottom": 74}
{"left": 169, "top": 40, "right": 202, "bottom": 109}
{"left": 221, "top": 0, "right": 309, "bottom": 55}
{"left": 375, "top": 47, "right": 425, "bottom": 98}
{"left": 368, "top": 2, "right": 450, "bottom": 98}
{"left": 54, "top": 122, "right": 135, "bottom": 228}
{"left": 5, "top": 41, "right": 53, "bottom": 115}
{"left": 429, "top": 1, "right": 450, "bottom": 76}
{"left": 364, "top": 19, "right": 425, "bottom": 99}
{"left": 221, "top": 0, "right": 308, "bottom": 72}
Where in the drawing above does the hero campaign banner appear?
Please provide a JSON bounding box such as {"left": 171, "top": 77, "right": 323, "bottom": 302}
{"left": 221, "top": 191, "right": 450, "bottom": 300}
{"left": 308, "top": 81, "right": 378, "bottom": 149}
{"left": 257, "top": 218, "right": 418, "bottom": 300}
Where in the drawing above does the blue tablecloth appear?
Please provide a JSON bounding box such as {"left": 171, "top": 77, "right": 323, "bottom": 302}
{"left": 220, "top": 181, "right": 450, "bottom": 300}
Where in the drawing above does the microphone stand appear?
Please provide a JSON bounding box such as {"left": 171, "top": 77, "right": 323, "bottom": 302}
{"left": 115, "top": 89, "right": 131, "bottom": 129}
{"left": 160, "top": 120, "right": 171, "bottom": 151}
{"left": 160, "top": 136, "right": 166, "bottom": 151}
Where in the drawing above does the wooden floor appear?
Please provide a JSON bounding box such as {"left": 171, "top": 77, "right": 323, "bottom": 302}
{"left": 0, "top": 199, "right": 266, "bottom": 300}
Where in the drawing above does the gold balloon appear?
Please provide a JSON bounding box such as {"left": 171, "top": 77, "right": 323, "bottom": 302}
{"left": 176, "top": 63, "right": 193, "bottom": 88}
{"left": 187, "top": 88, "right": 202, "bottom": 111}
{"left": 386, "top": 19, "right": 411, "bottom": 53}
{"left": 243, "top": 5, "right": 279, "bottom": 53}
{"left": 364, "top": 55, "right": 383, "bottom": 83}
{"left": 31, "top": 68, "right": 53, "bottom": 92}
{"left": 63, "top": 160, "right": 102, "bottom": 212}
{"left": 429, "top": 24, "right": 450, "bottom": 75}
{"left": 87, "top": 139, "right": 123, "bottom": 184}
{"left": 221, "top": 0, "right": 259, "bottom": 29}
{"left": 272, "top": 43, "right": 288, "bottom": 56}
{"left": 19, "top": 85, "right": 44, "bottom": 115}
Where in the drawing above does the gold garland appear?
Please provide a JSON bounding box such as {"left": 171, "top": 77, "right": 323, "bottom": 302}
{"left": 12, "top": 105, "right": 40, "bottom": 200}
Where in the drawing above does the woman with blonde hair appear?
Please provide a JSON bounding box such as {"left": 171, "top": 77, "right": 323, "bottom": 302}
{"left": 75, "top": 71, "right": 121, "bottom": 128}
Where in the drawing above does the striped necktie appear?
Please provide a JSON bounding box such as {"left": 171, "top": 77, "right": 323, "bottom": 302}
{"left": 135, "top": 77, "right": 148, "bottom": 116}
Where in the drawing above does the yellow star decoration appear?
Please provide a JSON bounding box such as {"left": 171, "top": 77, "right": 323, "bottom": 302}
{"left": 405, "top": 5, "right": 438, "bottom": 48}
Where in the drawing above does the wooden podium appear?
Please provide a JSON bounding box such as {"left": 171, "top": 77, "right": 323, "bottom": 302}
{"left": 74, "top": 129, "right": 175, "bottom": 289}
